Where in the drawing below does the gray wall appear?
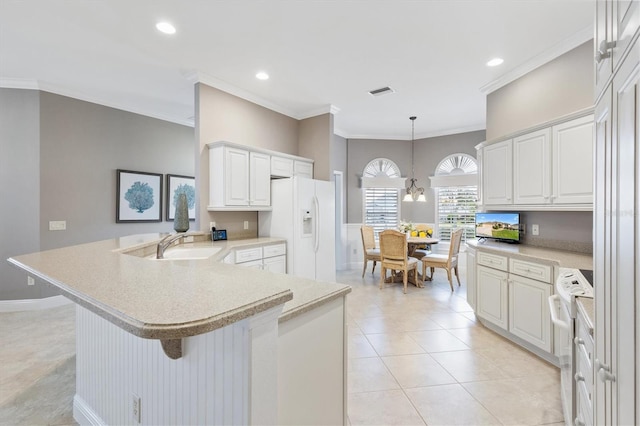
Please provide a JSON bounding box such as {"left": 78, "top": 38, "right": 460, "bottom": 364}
{"left": 347, "top": 130, "right": 485, "bottom": 223}
{"left": 299, "top": 113, "right": 332, "bottom": 181}
{"left": 485, "top": 41, "right": 594, "bottom": 252}
{"left": 0, "top": 89, "right": 49, "bottom": 299}
{"left": 39, "top": 92, "right": 194, "bottom": 250}
{"left": 486, "top": 41, "right": 594, "bottom": 141}
{"left": 1, "top": 90, "right": 194, "bottom": 300}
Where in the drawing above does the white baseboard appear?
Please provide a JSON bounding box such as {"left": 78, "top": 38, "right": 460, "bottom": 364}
{"left": 0, "top": 295, "right": 72, "bottom": 312}
{"left": 74, "top": 394, "right": 107, "bottom": 426}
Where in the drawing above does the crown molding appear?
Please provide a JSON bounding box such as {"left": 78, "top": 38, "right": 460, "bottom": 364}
{"left": 298, "top": 104, "right": 341, "bottom": 120}
{"left": 0, "top": 78, "right": 195, "bottom": 127}
{"left": 0, "top": 77, "right": 40, "bottom": 90}
{"left": 480, "top": 25, "right": 593, "bottom": 95}
{"left": 345, "top": 123, "right": 485, "bottom": 141}
{"left": 194, "top": 71, "right": 300, "bottom": 119}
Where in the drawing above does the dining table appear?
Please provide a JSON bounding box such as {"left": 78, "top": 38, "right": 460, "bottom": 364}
{"left": 406, "top": 236, "right": 439, "bottom": 257}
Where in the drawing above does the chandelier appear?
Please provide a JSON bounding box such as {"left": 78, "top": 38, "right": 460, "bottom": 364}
{"left": 403, "top": 116, "right": 426, "bottom": 202}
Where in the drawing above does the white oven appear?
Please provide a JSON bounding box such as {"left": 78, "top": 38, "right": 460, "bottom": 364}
{"left": 549, "top": 268, "right": 593, "bottom": 426}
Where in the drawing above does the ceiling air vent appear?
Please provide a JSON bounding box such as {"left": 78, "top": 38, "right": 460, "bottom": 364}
{"left": 368, "top": 86, "right": 395, "bottom": 97}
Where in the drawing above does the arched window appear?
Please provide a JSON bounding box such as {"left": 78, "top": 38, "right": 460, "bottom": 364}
{"left": 361, "top": 158, "right": 404, "bottom": 237}
{"left": 430, "top": 153, "right": 478, "bottom": 242}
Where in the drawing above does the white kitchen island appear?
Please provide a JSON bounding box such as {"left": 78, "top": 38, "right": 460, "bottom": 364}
{"left": 8, "top": 233, "right": 351, "bottom": 425}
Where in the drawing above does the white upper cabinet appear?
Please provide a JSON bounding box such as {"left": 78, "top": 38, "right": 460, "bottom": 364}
{"left": 551, "top": 115, "right": 594, "bottom": 204}
{"left": 209, "top": 144, "right": 270, "bottom": 210}
{"left": 208, "top": 141, "right": 314, "bottom": 211}
{"left": 513, "top": 128, "right": 551, "bottom": 205}
{"left": 293, "top": 160, "right": 313, "bottom": 178}
{"left": 223, "top": 147, "right": 250, "bottom": 206}
{"left": 271, "top": 156, "right": 294, "bottom": 178}
{"left": 479, "top": 113, "right": 594, "bottom": 210}
{"left": 482, "top": 139, "right": 513, "bottom": 205}
{"left": 250, "top": 152, "right": 271, "bottom": 206}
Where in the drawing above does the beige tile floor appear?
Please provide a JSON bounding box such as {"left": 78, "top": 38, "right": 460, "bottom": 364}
{"left": 341, "top": 255, "right": 565, "bottom": 426}
{"left": 0, "top": 256, "right": 564, "bottom": 426}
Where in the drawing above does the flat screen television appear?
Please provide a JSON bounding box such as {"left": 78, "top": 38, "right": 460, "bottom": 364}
{"left": 475, "top": 212, "right": 520, "bottom": 243}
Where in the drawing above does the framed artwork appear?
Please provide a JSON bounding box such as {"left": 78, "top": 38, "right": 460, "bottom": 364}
{"left": 116, "top": 169, "right": 163, "bottom": 223}
{"left": 166, "top": 174, "right": 196, "bottom": 221}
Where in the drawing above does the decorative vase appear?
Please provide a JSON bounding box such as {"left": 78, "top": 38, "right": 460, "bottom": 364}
{"left": 174, "top": 193, "right": 189, "bottom": 233}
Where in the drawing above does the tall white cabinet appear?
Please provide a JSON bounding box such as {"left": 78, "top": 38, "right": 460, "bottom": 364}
{"left": 593, "top": 1, "right": 639, "bottom": 424}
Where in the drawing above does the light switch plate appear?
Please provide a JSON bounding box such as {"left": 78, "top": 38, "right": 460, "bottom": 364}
{"left": 532, "top": 224, "right": 539, "bottom": 236}
{"left": 49, "top": 220, "right": 66, "bottom": 231}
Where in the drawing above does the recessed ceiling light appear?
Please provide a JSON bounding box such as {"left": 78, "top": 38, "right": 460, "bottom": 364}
{"left": 486, "top": 57, "right": 504, "bottom": 67}
{"left": 156, "top": 22, "right": 176, "bottom": 35}
{"left": 256, "top": 72, "right": 269, "bottom": 80}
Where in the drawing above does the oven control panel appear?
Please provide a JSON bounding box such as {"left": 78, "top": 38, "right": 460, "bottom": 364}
{"left": 556, "top": 267, "right": 594, "bottom": 303}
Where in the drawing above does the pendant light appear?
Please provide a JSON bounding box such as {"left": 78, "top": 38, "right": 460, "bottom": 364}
{"left": 403, "top": 116, "right": 426, "bottom": 202}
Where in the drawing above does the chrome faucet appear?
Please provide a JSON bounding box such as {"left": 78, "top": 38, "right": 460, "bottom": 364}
{"left": 156, "top": 232, "right": 187, "bottom": 259}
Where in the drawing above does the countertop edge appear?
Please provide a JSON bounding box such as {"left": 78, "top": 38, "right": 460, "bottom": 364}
{"left": 278, "top": 286, "right": 352, "bottom": 324}
{"left": 466, "top": 239, "right": 593, "bottom": 269}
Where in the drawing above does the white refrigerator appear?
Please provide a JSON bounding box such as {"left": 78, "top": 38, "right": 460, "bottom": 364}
{"left": 258, "top": 177, "right": 336, "bottom": 282}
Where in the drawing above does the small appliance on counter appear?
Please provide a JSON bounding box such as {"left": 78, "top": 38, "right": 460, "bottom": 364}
{"left": 211, "top": 227, "right": 227, "bottom": 241}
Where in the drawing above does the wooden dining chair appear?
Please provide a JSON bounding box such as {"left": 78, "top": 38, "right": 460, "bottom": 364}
{"left": 421, "top": 228, "right": 463, "bottom": 291}
{"left": 360, "top": 226, "right": 381, "bottom": 277}
{"left": 379, "top": 229, "right": 421, "bottom": 294}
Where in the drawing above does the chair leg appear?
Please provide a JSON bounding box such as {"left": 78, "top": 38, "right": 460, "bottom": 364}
{"left": 362, "top": 259, "right": 367, "bottom": 278}
{"left": 422, "top": 262, "right": 426, "bottom": 280}
{"left": 379, "top": 266, "right": 385, "bottom": 290}
{"left": 446, "top": 268, "right": 454, "bottom": 291}
{"left": 454, "top": 266, "right": 461, "bottom": 286}
{"left": 372, "top": 260, "right": 377, "bottom": 275}
{"left": 403, "top": 269, "right": 408, "bottom": 294}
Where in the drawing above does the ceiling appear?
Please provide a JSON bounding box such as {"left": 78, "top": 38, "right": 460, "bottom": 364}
{"left": 0, "top": 0, "right": 594, "bottom": 140}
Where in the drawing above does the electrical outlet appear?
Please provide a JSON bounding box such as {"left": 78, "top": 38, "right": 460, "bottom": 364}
{"left": 532, "top": 224, "right": 539, "bottom": 236}
{"left": 27, "top": 276, "right": 35, "bottom": 286}
{"left": 209, "top": 221, "right": 216, "bottom": 229}
{"left": 132, "top": 394, "right": 141, "bottom": 423}
{"left": 244, "top": 221, "right": 249, "bottom": 230}
{"left": 49, "top": 220, "right": 66, "bottom": 231}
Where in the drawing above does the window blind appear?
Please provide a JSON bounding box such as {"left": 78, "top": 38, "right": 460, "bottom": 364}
{"left": 437, "top": 186, "right": 477, "bottom": 242}
{"left": 364, "top": 188, "right": 399, "bottom": 238}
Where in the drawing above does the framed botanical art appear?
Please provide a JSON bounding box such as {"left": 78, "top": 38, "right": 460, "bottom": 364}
{"left": 116, "top": 169, "right": 163, "bottom": 222}
{"left": 166, "top": 174, "right": 196, "bottom": 221}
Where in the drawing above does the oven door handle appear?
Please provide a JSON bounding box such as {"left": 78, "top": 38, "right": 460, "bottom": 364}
{"left": 548, "top": 295, "right": 570, "bottom": 331}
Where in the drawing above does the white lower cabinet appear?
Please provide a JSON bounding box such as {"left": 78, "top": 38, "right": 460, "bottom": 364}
{"left": 471, "top": 245, "right": 555, "bottom": 359}
{"left": 508, "top": 274, "right": 551, "bottom": 352}
{"left": 476, "top": 265, "right": 509, "bottom": 330}
{"left": 232, "top": 243, "right": 287, "bottom": 273}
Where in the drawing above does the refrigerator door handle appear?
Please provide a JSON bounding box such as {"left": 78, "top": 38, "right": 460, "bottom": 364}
{"left": 313, "top": 195, "right": 320, "bottom": 253}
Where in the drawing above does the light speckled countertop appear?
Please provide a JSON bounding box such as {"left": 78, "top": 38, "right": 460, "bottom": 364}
{"left": 466, "top": 239, "right": 593, "bottom": 270}
{"left": 8, "top": 233, "right": 351, "bottom": 340}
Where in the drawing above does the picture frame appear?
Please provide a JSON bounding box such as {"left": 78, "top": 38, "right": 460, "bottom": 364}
{"left": 166, "top": 174, "right": 196, "bottom": 221}
{"left": 116, "top": 169, "right": 163, "bottom": 223}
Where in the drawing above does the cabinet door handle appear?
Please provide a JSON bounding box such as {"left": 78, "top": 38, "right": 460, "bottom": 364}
{"left": 596, "top": 359, "right": 616, "bottom": 382}
{"left": 575, "top": 372, "right": 585, "bottom": 382}
{"left": 595, "top": 39, "right": 616, "bottom": 63}
{"left": 574, "top": 417, "right": 586, "bottom": 426}
{"left": 574, "top": 337, "right": 584, "bottom": 345}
